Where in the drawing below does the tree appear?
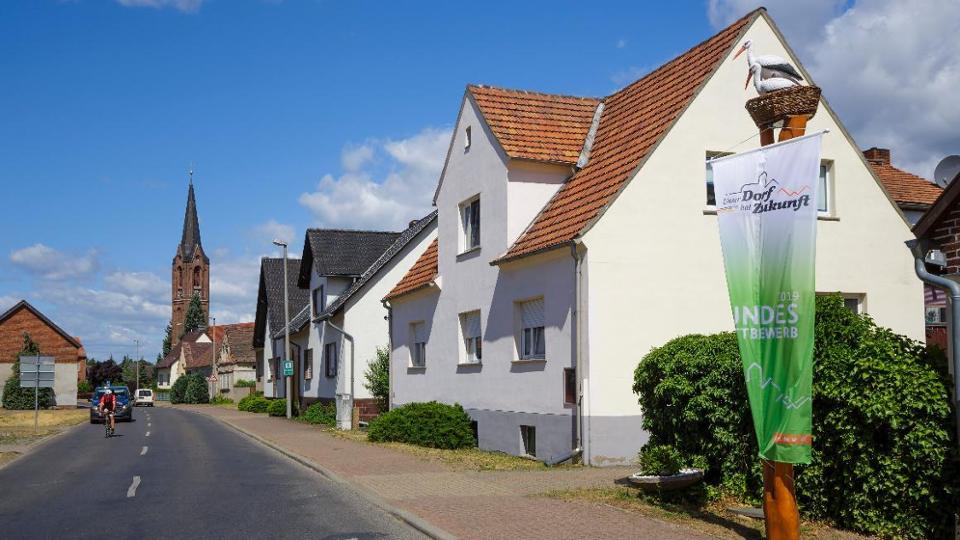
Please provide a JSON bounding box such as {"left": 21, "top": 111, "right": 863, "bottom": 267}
{"left": 3, "top": 333, "right": 55, "bottom": 410}
{"left": 161, "top": 321, "right": 172, "bottom": 358}
{"left": 121, "top": 356, "right": 154, "bottom": 391}
{"left": 182, "top": 293, "right": 206, "bottom": 336}
{"left": 363, "top": 346, "right": 390, "bottom": 412}
{"left": 86, "top": 358, "right": 123, "bottom": 389}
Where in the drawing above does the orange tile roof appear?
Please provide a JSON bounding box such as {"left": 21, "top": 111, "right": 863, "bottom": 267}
{"left": 384, "top": 238, "right": 438, "bottom": 300}
{"left": 498, "top": 11, "right": 757, "bottom": 262}
{"left": 869, "top": 162, "right": 942, "bottom": 208}
{"left": 469, "top": 85, "right": 600, "bottom": 165}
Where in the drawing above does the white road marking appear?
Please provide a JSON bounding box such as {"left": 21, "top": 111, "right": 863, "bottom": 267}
{"left": 147, "top": 422, "right": 151, "bottom": 427}
{"left": 127, "top": 476, "right": 141, "bottom": 498}
{"left": 145, "top": 431, "right": 150, "bottom": 437}
{"left": 140, "top": 446, "right": 148, "bottom": 456}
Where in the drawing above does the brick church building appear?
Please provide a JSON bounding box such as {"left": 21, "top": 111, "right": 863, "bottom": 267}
{"left": 171, "top": 180, "right": 210, "bottom": 347}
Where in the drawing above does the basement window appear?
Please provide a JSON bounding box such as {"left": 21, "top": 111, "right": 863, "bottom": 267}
{"left": 520, "top": 425, "right": 537, "bottom": 457}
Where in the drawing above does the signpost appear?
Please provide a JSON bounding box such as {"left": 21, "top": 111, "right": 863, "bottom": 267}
{"left": 19, "top": 355, "right": 55, "bottom": 433}
{"left": 282, "top": 360, "right": 293, "bottom": 377}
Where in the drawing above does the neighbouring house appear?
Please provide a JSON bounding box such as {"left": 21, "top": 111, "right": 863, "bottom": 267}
{"left": 281, "top": 212, "right": 437, "bottom": 426}
{"left": 156, "top": 330, "right": 214, "bottom": 396}
{"left": 910, "top": 168, "right": 960, "bottom": 351}
{"left": 253, "top": 257, "right": 309, "bottom": 401}
{"left": 384, "top": 8, "right": 924, "bottom": 465}
{"left": 863, "top": 146, "right": 948, "bottom": 346}
{"left": 0, "top": 300, "right": 87, "bottom": 407}
{"left": 213, "top": 323, "right": 257, "bottom": 400}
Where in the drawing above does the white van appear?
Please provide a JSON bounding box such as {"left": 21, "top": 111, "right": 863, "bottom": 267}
{"left": 135, "top": 388, "right": 154, "bottom": 407}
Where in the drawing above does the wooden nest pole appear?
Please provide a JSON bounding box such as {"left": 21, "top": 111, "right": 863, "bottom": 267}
{"left": 745, "top": 84, "right": 822, "bottom": 540}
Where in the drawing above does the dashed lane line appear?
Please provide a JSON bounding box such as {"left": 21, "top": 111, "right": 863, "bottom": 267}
{"left": 140, "top": 446, "right": 148, "bottom": 456}
{"left": 127, "top": 476, "right": 141, "bottom": 498}
{"left": 145, "top": 431, "right": 150, "bottom": 437}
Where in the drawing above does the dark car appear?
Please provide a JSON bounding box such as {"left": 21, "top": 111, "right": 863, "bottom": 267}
{"left": 90, "top": 386, "right": 133, "bottom": 424}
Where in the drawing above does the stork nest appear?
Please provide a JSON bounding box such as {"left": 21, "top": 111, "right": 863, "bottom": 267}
{"left": 745, "top": 85, "right": 821, "bottom": 127}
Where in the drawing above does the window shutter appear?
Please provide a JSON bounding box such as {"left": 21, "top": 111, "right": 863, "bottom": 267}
{"left": 521, "top": 299, "right": 545, "bottom": 328}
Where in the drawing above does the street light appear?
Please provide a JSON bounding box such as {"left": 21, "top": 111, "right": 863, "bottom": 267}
{"left": 273, "top": 239, "right": 292, "bottom": 419}
{"left": 134, "top": 339, "right": 140, "bottom": 392}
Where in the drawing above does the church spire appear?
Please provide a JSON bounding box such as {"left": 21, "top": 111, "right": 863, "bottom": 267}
{"left": 180, "top": 178, "right": 203, "bottom": 261}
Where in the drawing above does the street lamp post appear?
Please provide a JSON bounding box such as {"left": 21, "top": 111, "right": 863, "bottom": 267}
{"left": 135, "top": 339, "right": 140, "bottom": 392}
{"left": 210, "top": 316, "right": 217, "bottom": 399}
{"left": 273, "top": 239, "right": 292, "bottom": 419}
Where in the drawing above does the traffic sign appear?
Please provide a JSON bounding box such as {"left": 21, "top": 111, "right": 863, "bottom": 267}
{"left": 20, "top": 356, "right": 55, "bottom": 389}
{"left": 283, "top": 360, "right": 293, "bottom": 376}
{"left": 207, "top": 374, "right": 218, "bottom": 383}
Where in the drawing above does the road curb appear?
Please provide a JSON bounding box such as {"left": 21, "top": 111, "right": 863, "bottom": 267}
{"left": 180, "top": 407, "right": 458, "bottom": 540}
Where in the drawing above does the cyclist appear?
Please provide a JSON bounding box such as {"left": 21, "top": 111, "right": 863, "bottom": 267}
{"left": 98, "top": 388, "right": 117, "bottom": 436}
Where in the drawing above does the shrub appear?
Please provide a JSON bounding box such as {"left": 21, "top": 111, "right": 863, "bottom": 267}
{"left": 169, "top": 376, "right": 189, "bottom": 404}
{"left": 237, "top": 394, "right": 269, "bottom": 413}
{"left": 301, "top": 401, "right": 337, "bottom": 426}
{"left": 170, "top": 374, "right": 209, "bottom": 404}
{"left": 210, "top": 395, "right": 233, "bottom": 405}
{"left": 234, "top": 379, "right": 256, "bottom": 388}
{"left": 363, "top": 346, "right": 390, "bottom": 412}
{"left": 633, "top": 295, "right": 960, "bottom": 538}
{"left": 77, "top": 380, "right": 93, "bottom": 394}
{"left": 367, "top": 401, "right": 475, "bottom": 449}
{"left": 267, "top": 398, "right": 287, "bottom": 417}
{"left": 638, "top": 445, "right": 684, "bottom": 476}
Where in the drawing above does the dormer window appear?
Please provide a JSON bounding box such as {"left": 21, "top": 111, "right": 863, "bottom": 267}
{"left": 464, "top": 126, "right": 472, "bottom": 150}
{"left": 459, "top": 196, "right": 480, "bottom": 254}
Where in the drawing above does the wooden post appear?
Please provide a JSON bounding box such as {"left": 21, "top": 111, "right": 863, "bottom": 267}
{"left": 757, "top": 115, "right": 806, "bottom": 540}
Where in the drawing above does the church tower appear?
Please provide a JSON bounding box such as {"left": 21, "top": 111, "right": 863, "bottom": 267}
{"left": 171, "top": 176, "right": 210, "bottom": 346}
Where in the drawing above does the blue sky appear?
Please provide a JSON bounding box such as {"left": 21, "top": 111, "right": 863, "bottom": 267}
{"left": 1, "top": 0, "right": 956, "bottom": 360}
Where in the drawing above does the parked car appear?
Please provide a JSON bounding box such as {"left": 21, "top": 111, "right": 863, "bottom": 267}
{"left": 134, "top": 388, "right": 154, "bottom": 407}
{"left": 89, "top": 386, "right": 133, "bottom": 424}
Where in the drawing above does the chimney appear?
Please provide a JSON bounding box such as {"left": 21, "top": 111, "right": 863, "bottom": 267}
{"left": 863, "top": 147, "right": 891, "bottom": 165}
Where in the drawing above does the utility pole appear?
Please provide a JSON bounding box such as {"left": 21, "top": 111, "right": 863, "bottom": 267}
{"left": 210, "top": 316, "right": 217, "bottom": 399}
{"left": 135, "top": 339, "right": 140, "bottom": 392}
{"left": 273, "top": 239, "right": 292, "bottom": 419}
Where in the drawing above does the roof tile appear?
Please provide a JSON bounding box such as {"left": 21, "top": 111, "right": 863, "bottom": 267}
{"left": 869, "top": 162, "right": 942, "bottom": 207}
{"left": 383, "top": 238, "right": 438, "bottom": 301}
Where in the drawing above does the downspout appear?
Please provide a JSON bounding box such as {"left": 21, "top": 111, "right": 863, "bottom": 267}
{"left": 549, "top": 239, "right": 585, "bottom": 466}
{"left": 906, "top": 239, "right": 960, "bottom": 441}
{"left": 382, "top": 299, "right": 394, "bottom": 411}
{"left": 323, "top": 318, "right": 356, "bottom": 430}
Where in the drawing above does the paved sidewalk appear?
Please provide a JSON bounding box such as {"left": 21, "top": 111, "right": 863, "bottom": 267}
{"left": 177, "top": 405, "right": 710, "bottom": 540}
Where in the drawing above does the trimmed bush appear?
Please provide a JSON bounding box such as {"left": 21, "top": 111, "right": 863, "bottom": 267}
{"left": 638, "top": 445, "right": 684, "bottom": 476}
{"left": 170, "top": 374, "right": 208, "bottom": 404}
{"left": 169, "top": 376, "right": 189, "bottom": 404}
{"left": 210, "top": 395, "right": 233, "bottom": 405}
{"left": 633, "top": 295, "right": 960, "bottom": 538}
{"left": 237, "top": 394, "right": 269, "bottom": 413}
{"left": 367, "top": 401, "right": 475, "bottom": 449}
{"left": 267, "top": 398, "right": 286, "bottom": 417}
{"left": 234, "top": 379, "right": 256, "bottom": 388}
{"left": 301, "top": 401, "right": 337, "bottom": 426}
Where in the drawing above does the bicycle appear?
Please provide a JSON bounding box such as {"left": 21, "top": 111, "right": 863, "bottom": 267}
{"left": 102, "top": 410, "right": 115, "bottom": 438}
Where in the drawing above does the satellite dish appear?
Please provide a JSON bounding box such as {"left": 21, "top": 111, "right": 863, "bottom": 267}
{"left": 934, "top": 155, "right": 960, "bottom": 188}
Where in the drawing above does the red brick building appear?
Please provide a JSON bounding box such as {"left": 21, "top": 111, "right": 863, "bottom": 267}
{"left": 171, "top": 180, "right": 210, "bottom": 347}
{"left": 0, "top": 300, "right": 87, "bottom": 406}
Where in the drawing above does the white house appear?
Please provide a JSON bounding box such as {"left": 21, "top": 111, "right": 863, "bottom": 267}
{"left": 384, "top": 8, "right": 924, "bottom": 466}
{"left": 253, "top": 257, "right": 310, "bottom": 400}
{"left": 281, "top": 213, "right": 437, "bottom": 427}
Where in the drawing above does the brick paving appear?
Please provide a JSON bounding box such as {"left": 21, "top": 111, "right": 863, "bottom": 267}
{"left": 177, "top": 404, "right": 711, "bottom": 539}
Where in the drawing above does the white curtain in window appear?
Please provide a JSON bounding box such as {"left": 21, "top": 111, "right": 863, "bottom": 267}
{"left": 462, "top": 312, "right": 481, "bottom": 339}
{"left": 521, "top": 299, "right": 545, "bottom": 329}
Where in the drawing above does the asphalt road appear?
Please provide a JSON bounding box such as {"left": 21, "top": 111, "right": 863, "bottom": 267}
{"left": 0, "top": 406, "right": 426, "bottom": 540}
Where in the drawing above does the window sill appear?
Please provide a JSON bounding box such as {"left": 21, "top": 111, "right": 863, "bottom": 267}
{"left": 457, "top": 361, "right": 482, "bottom": 367}
{"left": 407, "top": 365, "right": 426, "bottom": 372}
{"left": 513, "top": 357, "right": 546, "bottom": 364}
{"left": 456, "top": 246, "right": 481, "bottom": 259}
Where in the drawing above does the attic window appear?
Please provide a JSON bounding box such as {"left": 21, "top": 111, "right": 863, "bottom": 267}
{"left": 464, "top": 126, "right": 472, "bottom": 150}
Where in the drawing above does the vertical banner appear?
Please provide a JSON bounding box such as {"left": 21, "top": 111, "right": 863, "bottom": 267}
{"left": 711, "top": 132, "right": 823, "bottom": 464}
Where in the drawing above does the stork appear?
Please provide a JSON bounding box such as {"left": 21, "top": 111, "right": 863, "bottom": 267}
{"left": 734, "top": 40, "right": 803, "bottom": 83}
{"left": 746, "top": 63, "right": 799, "bottom": 94}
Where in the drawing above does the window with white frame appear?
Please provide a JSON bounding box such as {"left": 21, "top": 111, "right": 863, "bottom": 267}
{"left": 459, "top": 196, "right": 480, "bottom": 252}
{"left": 519, "top": 298, "right": 546, "bottom": 360}
{"left": 817, "top": 292, "right": 863, "bottom": 314}
{"left": 818, "top": 162, "right": 832, "bottom": 214}
{"left": 459, "top": 310, "right": 482, "bottom": 364}
{"left": 411, "top": 321, "right": 427, "bottom": 367}
{"left": 304, "top": 348, "right": 313, "bottom": 380}
{"left": 324, "top": 342, "right": 338, "bottom": 378}
{"left": 312, "top": 286, "right": 325, "bottom": 316}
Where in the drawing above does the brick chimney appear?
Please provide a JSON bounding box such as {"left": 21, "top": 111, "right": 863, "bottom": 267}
{"left": 863, "top": 147, "right": 891, "bottom": 165}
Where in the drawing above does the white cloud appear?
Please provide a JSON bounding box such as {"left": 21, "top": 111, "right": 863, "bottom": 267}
{"left": 115, "top": 0, "right": 204, "bottom": 12}
{"left": 10, "top": 244, "right": 99, "bottom": 280}
{"left": 299, "top": 127, "right": 450, "bottom": 230}
{"left": 341, "top": 144, "right": 375, "bottom": 172}
{"left": 105, "top": 271, "right": 168, "bottom": 297}
{"left": 0, "top": 295, "right": 18, "bottom": 313}
{"left": 251, "top": 220, "right": 295, "bottom": 245}
{"left": 617, "top": 38, "right": 627, "bottom": 49}
{"left": 708, "top": 0, "right": 960, "bottom": 178}
{"left": 208, "top": 252, "right": 261, "bottom": 324}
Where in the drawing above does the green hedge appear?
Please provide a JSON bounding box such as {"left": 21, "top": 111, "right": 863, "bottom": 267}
{"left": 300, "top": 401, "right": 337, "bottom": 426}
{"left": 367, "top": 401, "right": 475, "bottom": 449}
{"left": 267, "top": 398, "right": 286, "bottom": 417}
{"left": 237, "top": 394, "right": 269, "bottom": 413}
{"left": 3, "top": 334, "right": 55, "bottom": 410}
{"left": 633, "top": 295, "right": 960, "bottom": 538}
{"left": 233, "top": 379, "right": 256, "bottom": 388}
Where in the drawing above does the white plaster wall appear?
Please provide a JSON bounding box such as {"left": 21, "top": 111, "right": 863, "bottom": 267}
{"left": 0, "top": 364, "right": 77, "bottom": 406}
{"left": 506, "top": 161, "right": 571, "bottom": 244}
{"left": 261, "top": 313, "right": 276, "bottom": 398}
{"left": 581, "top": 15, "right": 924, "bottom": 432}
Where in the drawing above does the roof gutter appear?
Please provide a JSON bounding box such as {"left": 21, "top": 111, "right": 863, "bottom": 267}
{"left": 568, "top": 239, "right": 587, "bottom": 464}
